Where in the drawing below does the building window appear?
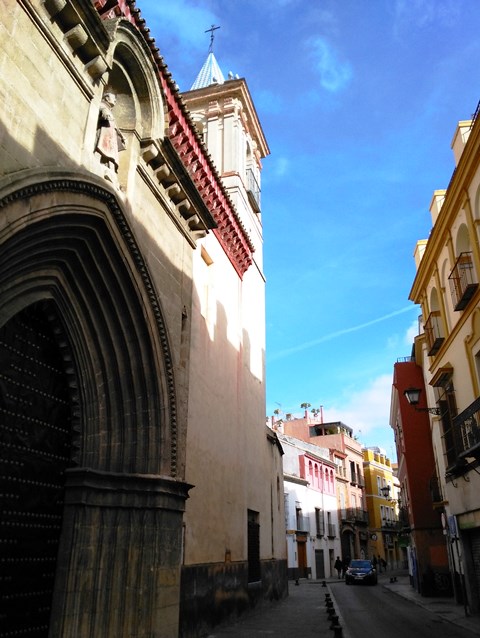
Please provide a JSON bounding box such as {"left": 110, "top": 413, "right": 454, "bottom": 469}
{"left": 315, "top": 508, "right": 324, "bottom": 537}
{"left": 247, "top": 510, "right": 261, "bottom": 583}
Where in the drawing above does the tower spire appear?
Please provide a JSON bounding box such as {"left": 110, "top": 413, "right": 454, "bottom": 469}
{"left": 190, "top": 26, "right": 225, "bottom": 90}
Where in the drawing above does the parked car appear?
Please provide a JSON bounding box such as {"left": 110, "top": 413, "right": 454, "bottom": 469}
{"left": 345, "top": 559, "right": 377, "bottom": 585}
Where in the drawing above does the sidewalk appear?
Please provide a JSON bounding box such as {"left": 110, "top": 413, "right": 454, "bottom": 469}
{"left": 380, "top": 569, "right": 480, "bottom": 636}
{"left": 206, "top": 569, "right": 480, "bottom": 637}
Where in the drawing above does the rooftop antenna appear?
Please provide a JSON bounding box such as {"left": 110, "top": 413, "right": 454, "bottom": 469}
{"left": 205, "top": 24, "right": 220, "bottom": 53}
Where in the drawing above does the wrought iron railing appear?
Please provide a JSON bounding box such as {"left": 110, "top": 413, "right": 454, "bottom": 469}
{"left": 341, "top": 508, "right": 369, "bottom": 524}
{"left": 296, "top": 514, "right": 310, "bottom": 533}
{"left": 448, "top": 252, "right": 478, "bottom": 311}
{"left": 424, "top": 310, "right": 444, "bottom": 355}
{"left": 453, "top": 396, "right": 480, "bottom": 460}
{"left": 327, "top": 523, "right": 336, "bottom": 538}
{"left": 429, "top": 475, "right": 444, "bottom": 504}
{"left": 246, "top": 168, "right": 261, "bottom": 212}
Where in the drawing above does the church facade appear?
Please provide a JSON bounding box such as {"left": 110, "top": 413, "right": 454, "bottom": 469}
{"left": 0, "top": 1, "right": 286, "bottom": 636}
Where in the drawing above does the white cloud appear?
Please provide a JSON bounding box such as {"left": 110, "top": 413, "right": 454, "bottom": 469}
{"left": 325, "top": 374, "right": 392, "bottom": 434}
{"left": 404, "top": 317, "right": 419, "bottom": 346}
{"left": 306, "top": 37, "right": 352, "bottom": 93}
{"left": 273, "top": 157, "right": 289, "bottom": 177}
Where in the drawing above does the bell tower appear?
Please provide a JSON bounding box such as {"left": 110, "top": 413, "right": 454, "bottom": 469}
{"left": 181, "top": 38, "right": 269, "bottom": 266}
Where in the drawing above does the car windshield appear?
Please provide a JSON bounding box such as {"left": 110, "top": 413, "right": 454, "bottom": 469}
{"left": 350, "top": 560, "right": 371, "bottom": 569}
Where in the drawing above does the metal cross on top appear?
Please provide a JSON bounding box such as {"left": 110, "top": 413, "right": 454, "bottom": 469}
{"left": 205, "top": 24, "right": 220, "bottom": 52}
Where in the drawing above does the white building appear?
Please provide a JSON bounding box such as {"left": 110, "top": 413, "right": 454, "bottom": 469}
{"left": 277, "top": 432, "right": 341, "bottom": 580}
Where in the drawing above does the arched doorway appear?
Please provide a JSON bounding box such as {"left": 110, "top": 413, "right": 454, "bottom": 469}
{"left": 0, "top": 300, "right": 76, "bottom": 636}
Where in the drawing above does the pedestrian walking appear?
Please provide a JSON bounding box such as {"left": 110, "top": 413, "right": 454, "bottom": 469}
{"left": 334, "top": 556, "right": 343, "bottom": 579}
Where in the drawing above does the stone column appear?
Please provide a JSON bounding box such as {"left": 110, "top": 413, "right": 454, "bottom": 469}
{"left": 50, "top": 468, "right": 192, "bottom": 638}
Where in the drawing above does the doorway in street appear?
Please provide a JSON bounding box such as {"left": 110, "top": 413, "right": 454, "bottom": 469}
{"left": 297, "top": 539, "right": 308, "bottom": 577}
{"left": 315, "top": 549, "right": 325, "bottom": 579}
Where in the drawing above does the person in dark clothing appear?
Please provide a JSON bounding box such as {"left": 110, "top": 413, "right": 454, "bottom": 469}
{"left": 334, "top": 556, "right": 343, "bottom": 578}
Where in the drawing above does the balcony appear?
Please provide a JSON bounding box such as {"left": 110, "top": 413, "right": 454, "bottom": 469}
{"left": 327, "top": 523, "right": 336, "bottom": 538}
{"left": 453, "top": 396, "right": 480, "bottom": 463}
{"left": 398, "top": 506, "right": 411, "bottom": 531}
{"left": 448, "top": 252, "right": 478, "bottom": 311}
{"left": 341, "top": 508, "right": 369, "bottom": 525}
{"left": 429, "top": 475, "right": 446, "bottom": 507}
{"left": 246, "top": 168, "right": 261, "bottom": 213}
{"left": 424, "top": 311, "right": 444, "bottom": 356}
{"left": 335, "top": 465, "right": 347, "bottom": 479}
{"left": 350, "top": 472, "right": 365, "bottom": 488}
{"left": 296, "top": 514, "right": 310, "bottom": 533}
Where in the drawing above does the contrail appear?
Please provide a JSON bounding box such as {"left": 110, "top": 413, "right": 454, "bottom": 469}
{"left": 269, "top": 305, "right": 416, "bottom": 361}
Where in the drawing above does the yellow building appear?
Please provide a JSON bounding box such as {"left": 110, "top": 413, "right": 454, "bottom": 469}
{"left": 363, "top": 448, "right": 401, "bottom": 569}
{"left": 408, "top": 107, "right": 480, "bottom": 614}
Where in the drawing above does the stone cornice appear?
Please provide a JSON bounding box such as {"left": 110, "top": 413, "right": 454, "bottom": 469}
{"left": 94, "top": 0, "right": 254, "bottom": 278}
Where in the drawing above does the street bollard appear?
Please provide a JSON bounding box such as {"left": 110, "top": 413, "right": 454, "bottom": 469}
{"left": 327, "top": 607, "right": 336, "bottom": 619}
{"left": 322, "top": 580, "right": 327, "bottom": 587}
{"left": 329, "top": 615, "right": 339, "bottom": 628}
{"left": 332, "top": 625, "right": 343, "bottom": 637}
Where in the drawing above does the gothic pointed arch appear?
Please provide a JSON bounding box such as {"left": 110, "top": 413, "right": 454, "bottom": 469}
{"left": 0, "top": 170, "right": 178, "bottom": 477}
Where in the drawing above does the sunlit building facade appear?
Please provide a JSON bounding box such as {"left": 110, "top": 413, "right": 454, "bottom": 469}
{"left": 405, "top": 108, "right": 480, "bottom": 614}
{"left": 0, "top": 2, "right": 286, "bottom": 636}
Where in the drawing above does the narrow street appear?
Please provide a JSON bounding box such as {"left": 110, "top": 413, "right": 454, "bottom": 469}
{"left": 206, "top": 570, "right": 480, "bottom": 638}
{"left": 330, "top": 572, "right": 476, "bottom": 638}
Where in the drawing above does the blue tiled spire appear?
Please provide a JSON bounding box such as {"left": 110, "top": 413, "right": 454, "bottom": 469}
{"left": 190, "top": 51, "right": 225, "bottom": 90}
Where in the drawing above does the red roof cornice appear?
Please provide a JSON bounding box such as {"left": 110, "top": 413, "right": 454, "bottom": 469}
{"left": 94, "top": 0, "right": 254, "bottom": 278}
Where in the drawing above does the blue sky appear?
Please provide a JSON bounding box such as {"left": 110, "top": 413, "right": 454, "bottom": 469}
{"left": 139, "top": 0, "right": 480, "bottom": 459}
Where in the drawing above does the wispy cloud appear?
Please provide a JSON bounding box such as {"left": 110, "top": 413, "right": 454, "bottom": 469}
{"left": 393, "top": 0, "right": 460, "bottom": 36}
{"left": 324, "top": 373, "right": 395, "bottom": 447}
{"left": 269, "top": 305, "right": 417, "bottom": 361}
{"left": 306, "top": 36, "right": 352, "bottom": 93}
{"left": 271, "top": 157, "right": 289, "bottom": 178}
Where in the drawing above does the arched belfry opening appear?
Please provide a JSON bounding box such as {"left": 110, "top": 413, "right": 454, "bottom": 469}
{"left": 0, "top": 175, "right": 190, "bottom": 636}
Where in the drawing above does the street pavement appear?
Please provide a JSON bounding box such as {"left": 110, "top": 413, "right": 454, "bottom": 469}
{"left": 205, "top": 569, "right": 480, "bottom": 638}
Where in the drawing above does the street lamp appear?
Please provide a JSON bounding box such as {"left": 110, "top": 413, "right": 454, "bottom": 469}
{"left": 403, "top": 387, "right": 442, "bottom": 415}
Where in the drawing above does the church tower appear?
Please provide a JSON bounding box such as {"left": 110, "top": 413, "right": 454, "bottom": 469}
{"left": 178, "top": 31, "right": 287, "bottom": 638}
{"left": 181, "top": 37, "right": 270, "bottom": 268}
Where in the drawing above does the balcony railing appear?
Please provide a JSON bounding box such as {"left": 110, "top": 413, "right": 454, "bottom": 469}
{"left": 398, "top": 506, "right": 410, "bottom": 530}
{"left": 448, "top": 252, "right": 478, "bottom": 311}
{"left": 246, "top": 168, "right": 261, "bottom": 213}
{"left": 327, "top": 523, "right": 336, "bottom": 538}
{"left": 296, "top": 515, "right": 310, "bottom": 533}
{"left": 429, "top": 475, "right": 445, "bottom": 505}
{"left": 453, "top": 396, "right": 480, "bottom": 462}
{"left": 350, "top": 472, "right": 365, "bottom": 487}
{"left": 424, "top": 311, "right": 444, "bottom": 356}
{"left": 341, "top": 508, "right": 369, "bottom": 524}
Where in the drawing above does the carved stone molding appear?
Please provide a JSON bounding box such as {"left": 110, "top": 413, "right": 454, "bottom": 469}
{"left": 0, "top": 176, "right": 179, "bottom": 476}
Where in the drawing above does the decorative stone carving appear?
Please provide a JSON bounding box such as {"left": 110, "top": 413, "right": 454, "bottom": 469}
{"left": 95, "top": 93, "right": 126, "bottom": 173}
